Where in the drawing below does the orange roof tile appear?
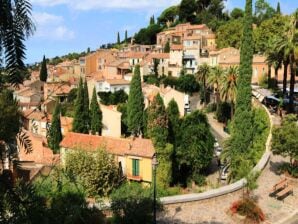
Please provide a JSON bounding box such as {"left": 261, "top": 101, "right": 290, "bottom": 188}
{"left": 171, "top": 44, "right": 183, "bottom": 51}
{"left": 60, "top": 132, "right": 155, "bottom": 158}
{"left": 105, "top": 79, "right": 130, "bottom": 85}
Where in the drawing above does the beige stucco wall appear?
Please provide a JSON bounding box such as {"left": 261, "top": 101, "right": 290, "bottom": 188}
{"left": 101, "top": 105, "right": 121, "bottom": 138}
{"left": 126, "top": 156, "right": 153, "bottom": 183}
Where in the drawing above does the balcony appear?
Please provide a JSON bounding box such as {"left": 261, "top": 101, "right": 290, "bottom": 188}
{"left": 127, "top": 174, "right": 142, "bottom": 181}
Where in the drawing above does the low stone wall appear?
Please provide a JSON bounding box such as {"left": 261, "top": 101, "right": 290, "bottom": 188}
{"left": 161, "top": 102, "right": 273, "bottom": 205}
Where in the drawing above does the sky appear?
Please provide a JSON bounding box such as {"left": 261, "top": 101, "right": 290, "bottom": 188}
{"left": 25, "top": 0, "right": 298, "bottom": 64}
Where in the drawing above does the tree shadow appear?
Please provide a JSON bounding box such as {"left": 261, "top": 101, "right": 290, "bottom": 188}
{"left": 158, "top": 206, "right": 225, "bottom": 224}
{"left": 269, "top": 160, "right": 286, "bottom": 176}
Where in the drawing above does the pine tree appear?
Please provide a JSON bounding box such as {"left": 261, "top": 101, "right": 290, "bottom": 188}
{"left": 48, "top": 103, "right": 62, "bottom": 153}
{"left": 125, "top": 30, "right": 128, "bottom": 43}
{"left": 39, "top": 55, "right": 48, "bottom": 82}
{"left": 227, "top": 0, "right": 254, "bottom": 180}
{"left": 164, "top": 41, "right": 170, "bottom": 53}
{"left": 147, "top": 94, "right": 168, "bottom": 149}
{"left": 117, "top": 32, "right": 120, "bottom": 45}
{"left": 127, "top": 65, "right": 144, "bottom": 136}
{"left": 72, "top": 78, "right": 88, "bottom": 133}
{"left": 90, "top": 87, "right": 102, "bottom": 135}
{"left": 276, "top": 2, "right": 281, "bottom": 15}
{"left": 166, "top": 99, "right": 180, "bottom": 144}
{"left": 83, "top": 80, "right": 90, "bottom": 131}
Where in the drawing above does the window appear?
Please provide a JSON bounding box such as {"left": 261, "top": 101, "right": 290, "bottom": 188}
{"left": 132, "top": 159, "right": 140, "bottom": 176}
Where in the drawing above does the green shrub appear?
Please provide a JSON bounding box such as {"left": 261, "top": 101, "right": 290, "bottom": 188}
{"left": 192, "top": 173, "right": 206, "bottom": 186}
{"left": 206, "top": 102, "right": 217, "bottom": 113}
{"left": 278, "top": 163, "right": 298, "bottom": 178}
{"left": 216, "top": 102, "right": 231, "bottom": 123}
{"left": 110, "top": 182, "right": 160, "bottom": 224}
{"left": 143, "top": 74, "right": 159, "bottom": 85}
{"left": 65, "top": 149, "right": 120, "bottom": 197}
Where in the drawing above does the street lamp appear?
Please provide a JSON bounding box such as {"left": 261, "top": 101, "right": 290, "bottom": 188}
{"left": 152, "top": 153, "right": 159, "bottom": 224}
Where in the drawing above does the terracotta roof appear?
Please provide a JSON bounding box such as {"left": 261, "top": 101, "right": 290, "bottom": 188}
{"left": 148, "top": 53, "right": 170, "bottom": 59}
{"left": 107, "top": 59, "right": 129, "bottom": 67}
{"left": 105, "top": 79, "right": 130, "bottom": 85}
{"left": 124, "top": 52, "right": 148, "bottom": 59}
{"left": 171, "top": 44, "right": 183, "bottom": 51}
{"left": 23, "top": 110, "right": 47, "bottom": 121}
{"left": 186, "top": 24, "right": 207, "bottom": 30}
{"left": 60, "top": 132, "right": 155, "bottom": 158}
{"left": 184, "top": 35, "right": 202, "bottom": 40}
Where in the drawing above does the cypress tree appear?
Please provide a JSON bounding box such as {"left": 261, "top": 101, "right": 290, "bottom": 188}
{"left": 125, "top": 30, "right": 128, "bottom": 43}
{"left": 117, "top": 32, "right": 120, "bottom": 44}
{"left": 83, "top": 80, "right": 90, "bottom": 131}
{"left": 39, "top": 55, "right": 48, "bottom": 82}
{"left": 127, "top": 65, "right": 144, "bottom": 136}
{"left": 166, "top": 99, "right": 180, "bottom": 144}
{"left": 90, "top": 87, "right": 102, "bottom": 135}
{"left": 147, "top": 94, "right": 168, "bottom": 149}
{"left": 73, "top": 78, "right": 88, "bottom": 133}
{"left": 48, "top": 103, "right": 62, "bottom": 153}
{"left": 276, "top": 2, "right": 281, "bottom": 15}
{"left": 164, "top": 41, "right": 170, "bottom": 53}
{"left": 228, "top": 0, "right": 254, "bottom": 179}
{"left": 150, "top": 15, "right": 155, "bottom": 25}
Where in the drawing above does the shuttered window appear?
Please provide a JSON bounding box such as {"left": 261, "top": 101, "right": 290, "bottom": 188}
{"left": 132, "top": 159, "right": 139, "bottom": 176}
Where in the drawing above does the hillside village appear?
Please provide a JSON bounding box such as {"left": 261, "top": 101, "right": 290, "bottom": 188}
{"left": 1, "top": 0, "right": 298, "bottom": 223}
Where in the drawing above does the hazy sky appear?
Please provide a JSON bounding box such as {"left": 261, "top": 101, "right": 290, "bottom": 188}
{"left": 25, "top": 0, "right": 298, "bottom": 63}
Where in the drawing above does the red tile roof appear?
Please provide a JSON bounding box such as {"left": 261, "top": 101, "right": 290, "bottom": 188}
{"left": 60, "top": 132, "right": 155, "bottom": 158}
{"left": 171, "top": 44, "right": 183, "bottom": 51}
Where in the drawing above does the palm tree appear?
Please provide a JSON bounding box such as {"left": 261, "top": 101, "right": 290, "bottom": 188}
{"left": 207, "top": 66, "right": 223, "bottom": 108}
{"left": 196, "top": 63, "right": 210, "bottom": 106}
{"left": 0, "top": 0, "right": 35, "bottom": 87}
{"left": 0, "top": 1, "right": 35, "bottom": 176}
{"left": 266, "top": 38, "right": 283, "bottom": 88}
{"left": 275, "top": 13, "right": 297, "bottom": 112}
{"left": 220, "top": 66, "right": 239, "bottom": 118}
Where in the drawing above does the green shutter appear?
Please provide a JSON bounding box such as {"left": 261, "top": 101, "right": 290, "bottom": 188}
{"left": 132, "top": 159, "right": 140, "bottom": 176}
{"left": 136, "top": 159, "right": 139, "bottom": 176}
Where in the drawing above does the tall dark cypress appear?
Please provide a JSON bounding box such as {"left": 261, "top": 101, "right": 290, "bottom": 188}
{"left": 72, "top": 78, "right": 88, "bottom": 133}
{"left": 83, "top": 80, "right": 90, "bottom": 131}
{"left": 276, "top": 2, "right": 281, "bottom": 15}
{"left": 48, "top": 103, "right": 62, "bottom": 153}
{"left": 90, "top": 87, "right": 102, "bottom": 135}
{"left": 39, "top": 55, "right": 48, "bottom": 82}
{"left": 125, "top": 30, "right": 128, "bottom": 43}
{"left": 117, "top": 32, "right": 120, "bottom": 44}
{"left": 127, "top": 65, "right": 144, "bottom": 136}
{"left": 228, "top": 0, "right": 254, "bottom": 178}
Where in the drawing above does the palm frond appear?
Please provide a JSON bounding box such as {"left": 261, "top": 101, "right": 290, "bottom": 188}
{"left": 17, "top": 130, "right": 32, "bottom": 154}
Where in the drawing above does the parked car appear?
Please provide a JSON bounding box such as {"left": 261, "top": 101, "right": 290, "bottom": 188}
{"left": 220, "top": 165, "right": 230, "bottom": 180}
{"left": 215, "top": 147, "right": 222, "bottom": 157}
{"left": 263, "top": 95, "right": 280, "bottom": 107}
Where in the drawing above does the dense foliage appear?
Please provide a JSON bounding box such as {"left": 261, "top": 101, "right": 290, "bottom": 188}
{"left": 98, "top": 89, "right": 128, "bottom": 105}
{"left": 272, "top": 115, "right": 298, "bottom": 167}
{"left": 176, "top": 111, "right": 214, "bottom": 184}
{"left": 65, "top": 149, "right": 120, "bottom": 197}
{"left": 110, "top": 183, "right": 158, "bottom": 224}
{"left": 147, "top": 94, "right": 168, "bottom": 148}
